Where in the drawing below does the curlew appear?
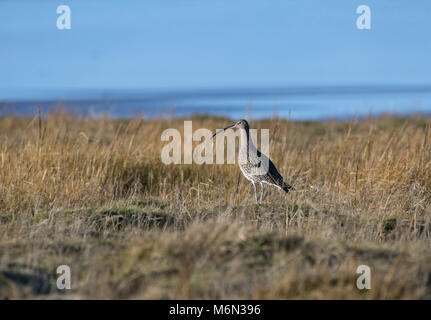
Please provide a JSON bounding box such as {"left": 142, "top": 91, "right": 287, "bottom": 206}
{"left": 212, "top": 119, "right": 293, "bottom": 204}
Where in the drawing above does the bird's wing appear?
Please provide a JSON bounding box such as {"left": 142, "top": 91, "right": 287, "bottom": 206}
{"left": 266, "top": 158, "right": 285, "bottom": 186}
{"left": 255, "top": 150, "right": 293, "bottom": 191}
{"left": 251, "top": 151, "right": 283, "bottom": 185}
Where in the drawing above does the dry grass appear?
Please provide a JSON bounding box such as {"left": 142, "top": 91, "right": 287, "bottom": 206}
{"left": 0, "top": 111, "right": 430, "bottom": 299}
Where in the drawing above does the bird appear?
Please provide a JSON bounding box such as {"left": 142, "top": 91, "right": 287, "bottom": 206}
{"left": 212, "top": 119, "right": 293, "bottom": 204}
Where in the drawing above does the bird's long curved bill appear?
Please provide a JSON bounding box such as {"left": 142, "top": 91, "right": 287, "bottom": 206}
{"left": 212, "top": 124, "right": 235, "bottom": 139}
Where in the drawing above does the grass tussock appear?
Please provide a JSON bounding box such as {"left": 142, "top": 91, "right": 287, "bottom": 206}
{"left": 0, "top": 112, "right": 430, "bottom": 299}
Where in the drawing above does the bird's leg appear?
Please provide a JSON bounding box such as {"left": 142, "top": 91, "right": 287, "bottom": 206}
{"left": 252, "top": 182, "right": 258, "bottom": 204}
{"left": 259, "top": 182, "right": 264, "bottom": 203}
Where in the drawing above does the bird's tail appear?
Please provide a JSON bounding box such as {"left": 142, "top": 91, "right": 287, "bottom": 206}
{"left": 282, "top": 182, "right": 294, "bottom": 194}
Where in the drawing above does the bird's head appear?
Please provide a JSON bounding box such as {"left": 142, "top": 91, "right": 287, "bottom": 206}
{"left": 212, "top": 119, "right": 249, "bottom": 138}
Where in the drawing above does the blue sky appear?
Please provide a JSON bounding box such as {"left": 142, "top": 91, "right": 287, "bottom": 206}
{"left": 1, "top": 0, "right": 430, "bottom": 99}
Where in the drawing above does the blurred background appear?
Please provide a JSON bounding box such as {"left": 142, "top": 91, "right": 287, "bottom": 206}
{"left": 1, "top": 0, "right": 430, "bottom": 120}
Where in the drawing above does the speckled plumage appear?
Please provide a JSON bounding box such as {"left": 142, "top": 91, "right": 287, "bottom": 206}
{"left": 213, "top": 119, "right": 293, "bottom": 204}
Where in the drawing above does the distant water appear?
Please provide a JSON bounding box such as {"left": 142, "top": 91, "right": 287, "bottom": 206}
{"left": 2, "top": 85, "right": 431, "bottom": 121}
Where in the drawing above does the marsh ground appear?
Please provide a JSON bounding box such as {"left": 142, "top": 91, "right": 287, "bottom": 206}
{"left": 0, "top": 113, "right": 430, "bottom": 299}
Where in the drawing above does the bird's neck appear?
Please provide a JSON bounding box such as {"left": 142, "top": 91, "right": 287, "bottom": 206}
{"left": 239, "top": 127, "right": 255, "bottom": 153}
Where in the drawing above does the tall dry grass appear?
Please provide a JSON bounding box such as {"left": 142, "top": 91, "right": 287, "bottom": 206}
{"left": 1, "top": 112, "right": 429, "bottom": 216}
{"left": 0, "top": 112, "right": 430, "bottom": 299}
